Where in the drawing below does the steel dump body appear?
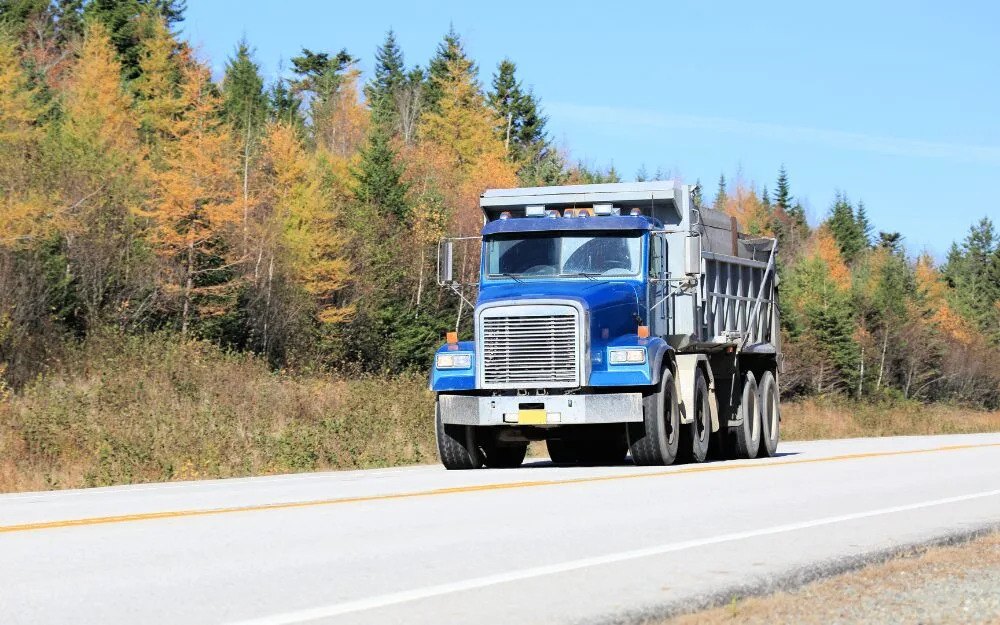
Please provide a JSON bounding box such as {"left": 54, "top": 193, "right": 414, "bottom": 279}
{"left": 431, "top": 181, "right": 781, "bottom": 468}
{"left": 479, "top": 181, "right": 779, "bottom": 356}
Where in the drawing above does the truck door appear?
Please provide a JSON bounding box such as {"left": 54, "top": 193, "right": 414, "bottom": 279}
{"left": 648, "top": 232, "right": 667, "bottom": 337}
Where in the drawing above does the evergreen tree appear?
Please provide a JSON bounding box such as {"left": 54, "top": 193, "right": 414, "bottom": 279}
{"left": 83, "top": 0, "right": 187, "bottom": 79}
{"left": 856, "top": 200, "right": 873, "bottom": 248}
{"left": 713, "top": 173, "right": 727, "bottom": 211}
{"left": 942, "top": 218, "right": 1000, "bottom": 341}
{"left": 488, "top": 58, "right": 518, "bottom": 152}
{"left": 877, "top": 231, "right": 904, "bottom": 254}
{"left": 773, "top": 165, "right": 792, "bottom": 212}
{"left": 691, "top": 179, "right": 703, "bottom": 207}
{"left": 221, "top": 39, "right": 268, "bottom": 141}
{"left": 268, "top": 77, "right": 302, "bottom": 127}
{"left": 424, "top": 25, "right": 475, "bottom": 113}
{"left": 761, "top": 185, "right": 770, "bottom": 208}
{"left": 352, "top": 107, "right": 410, "bottom": 220}
{"left": 363, "top": 29, "right": 405, "bottom": 124}
{"left": 635, "top": 164, "right": 648, "bottom": 182}
{"left": 827, "top": 191, "right": 866, "bottom": 263}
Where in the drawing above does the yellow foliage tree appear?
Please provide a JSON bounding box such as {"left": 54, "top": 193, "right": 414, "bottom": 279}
{"left": 262, "top": 122, "right": 352, "bottom": 324}
{"left": 914, "top": 254, "right": 973, "bottom": 345}
{"left": 146, "top": 62, "right": 240, "bottom": 335}
{"left": 314, "top": 70, "right": 369, "bottom": 159}
{"left": 134, "top": 15, "right": 184, "bottom": 155}
{"left": 0, "top": 33, "right": 46, "bottom": 243}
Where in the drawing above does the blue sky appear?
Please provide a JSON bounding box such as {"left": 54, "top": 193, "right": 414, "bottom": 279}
{"left": 183, "top": 0, "right": 999, "bottom": 258}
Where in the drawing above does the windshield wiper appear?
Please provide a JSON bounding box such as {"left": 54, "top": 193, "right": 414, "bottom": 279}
{"left": 498, "top": 272, "right": 524, "bottom": 282}
{"left": 559, "top": 272, "right": 599, "bottom": 281}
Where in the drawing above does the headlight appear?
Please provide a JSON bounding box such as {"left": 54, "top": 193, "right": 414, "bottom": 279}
{"left": 608, "top": 348, "right": 646, "bottom": 364}
{"left": 436, "top": 353, "right": 472, "bottom": 369}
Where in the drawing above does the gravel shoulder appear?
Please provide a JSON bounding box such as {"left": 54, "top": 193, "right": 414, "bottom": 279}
{"left": 653, "top": 529, "right": 1000, "bottom": 625}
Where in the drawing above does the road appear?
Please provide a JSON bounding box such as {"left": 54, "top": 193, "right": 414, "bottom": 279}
{"left": 2, "top": 433, "right": 1000, "bottom": 625}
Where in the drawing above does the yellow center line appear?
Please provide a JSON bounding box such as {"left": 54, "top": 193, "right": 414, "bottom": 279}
{"left": 2, "top": 442, "right": 998, "bottom": 535}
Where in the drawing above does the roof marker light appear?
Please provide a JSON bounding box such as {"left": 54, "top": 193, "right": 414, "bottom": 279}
{"left": 629, "top": 208, "right": 642, "bottom": 216}
{"left": 546, "top": 209, "right": 560, "bottom": 218}
{"left": 499, "top": 211, "right": 512, "bottom": 220}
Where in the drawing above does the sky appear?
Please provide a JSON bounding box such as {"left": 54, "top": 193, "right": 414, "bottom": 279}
{"left": 182, "top": 0, "right": 1000, "bottom": 259}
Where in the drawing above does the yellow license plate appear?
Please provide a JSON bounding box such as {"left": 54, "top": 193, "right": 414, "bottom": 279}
{"left": 518, "top": 409, "right": 547, "bottom": 425}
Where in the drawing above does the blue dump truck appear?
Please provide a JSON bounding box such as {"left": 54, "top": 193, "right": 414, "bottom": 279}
{"left": 430, "top": 181, "right": 780, "bottom": 469}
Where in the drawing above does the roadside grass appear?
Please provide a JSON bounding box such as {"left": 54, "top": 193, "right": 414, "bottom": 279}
{"left": 0, "top": 333, "right": 436, "bottom": 493}
{"left": 781, "top": 397, "right": 1000, "bottom": 440}
{"left": 2, "top": 334, "right": 999, "bottom": 493}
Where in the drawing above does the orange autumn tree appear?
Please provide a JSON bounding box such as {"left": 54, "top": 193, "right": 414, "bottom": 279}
{"left": 146, "top": 61, "right": 240, "bottom": 335}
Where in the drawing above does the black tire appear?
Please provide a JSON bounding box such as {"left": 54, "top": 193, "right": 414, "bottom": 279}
{"left": 435, "top": 399, "right": 483, "bottom": 470}
{"left": 728, "top": 371, "right": 761, "bottom": 459}
{"left": 628, "top": 369, "right": 680, "bottom": 466}
{"left": 679, "top": 368, "right": 711, "bottom": 463}
{"left": 483, "top": 441, "right": 528, "bottom": 468}
{"left": 758, "top": 370, "right": 780, "bottom": 458}
{"left": 546, "top": 438, "right": 577, "bottom": 464}
{"left": 575, "top": 434, "right": 629, "bottom": 466}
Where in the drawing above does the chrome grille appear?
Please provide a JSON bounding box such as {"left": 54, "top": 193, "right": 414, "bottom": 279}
{"left": 481, "top": 314, "right": 578, "bottom": 386}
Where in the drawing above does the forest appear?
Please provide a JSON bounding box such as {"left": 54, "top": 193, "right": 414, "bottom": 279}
{"left": 1, "top": 0, "right": 999, "bottom": 414}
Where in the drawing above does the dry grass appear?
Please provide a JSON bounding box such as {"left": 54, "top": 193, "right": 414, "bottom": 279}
{"left": 0, "top": 333, "right": 436, "bottom": 493}
{"left": 656, "top": 531, "right": 1000, "bottom": 625}
{"left": 782, "top": 398, "right": 1000, "bottom": 441}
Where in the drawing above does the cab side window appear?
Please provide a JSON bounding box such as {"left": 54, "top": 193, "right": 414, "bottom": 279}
{"left": 649, "top": 235, "right": 664, "bottom": 278}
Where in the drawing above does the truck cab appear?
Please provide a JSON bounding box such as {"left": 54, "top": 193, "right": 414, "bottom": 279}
{"left": 431, "top": 181, "right": 781, "bottom": 469}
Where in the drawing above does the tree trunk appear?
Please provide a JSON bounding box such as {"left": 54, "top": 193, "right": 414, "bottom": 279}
{"left": 262, "top": 253, "right": 274, "bottom": 353}
{"left": 181, "top": 239, "right": 194, "bottom": 337}
{"left": 416, "top": 247, "right": 425, "bottom": 309}
{"left": 876, "top": 325, "right": 889, "bottom": 391}
{"left": 858, "top": 345, "right": 865, "bottom": 397}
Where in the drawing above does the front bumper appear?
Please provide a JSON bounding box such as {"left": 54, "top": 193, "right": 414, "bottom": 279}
{"left": 438, "top": 392, "right": 643, "bottom": 426}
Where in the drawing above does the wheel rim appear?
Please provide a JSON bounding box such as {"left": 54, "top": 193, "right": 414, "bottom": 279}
{"left": 767, "top": 385, "right": 779, "bottom": 440}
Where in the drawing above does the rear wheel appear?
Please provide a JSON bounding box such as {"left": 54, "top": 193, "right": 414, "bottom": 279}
{"left": 483, "top": 443, "right": 527, "bottom": 468}
{"left": 546, "top": 438, "right": 577, "bottom": 464}
{"left": 435, "top": 399, "right": 483, "bottom": 470}
{"left": 628, "top": 370, "right": 680, "bottom": 466}
{"left": 758, "top": 370, "right": 780, "bottom": 458}
{"left": 728, "top": 371, "right": 761, "bottom": 459}
{"left": 679, "top": 368, "right": 711, "bottom": 463}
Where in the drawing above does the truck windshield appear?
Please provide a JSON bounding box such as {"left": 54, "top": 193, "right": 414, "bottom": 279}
{"left": 485, "top": 232, "right": 643, "bottom": 279}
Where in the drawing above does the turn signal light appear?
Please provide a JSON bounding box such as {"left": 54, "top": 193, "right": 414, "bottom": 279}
{"left": 637, "top": 325, "right": 650, "bottom": 338}
{"left": 446, "top": 331, "right": 458, "bottom": 345}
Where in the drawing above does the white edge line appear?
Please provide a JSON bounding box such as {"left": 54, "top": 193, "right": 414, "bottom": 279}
{"left": 222, "top": 488, "right": 1000, "bottom": 625}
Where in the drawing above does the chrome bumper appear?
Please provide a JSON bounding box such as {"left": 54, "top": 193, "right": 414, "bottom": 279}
{"left": 438, "top": 393, "right": 643, "bottom": 426}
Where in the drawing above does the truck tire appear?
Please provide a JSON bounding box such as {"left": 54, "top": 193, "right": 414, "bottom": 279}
{"left": 758, "top": 370, "right": 780, "bottom": 457}
{"left": 679, "top": 368, "right": 711, "bottom": 463}
{"left": 728, "top": 371, "right": 761, "bottom": 459}
{"left": 576, "top": 434, "right": 629, "bottom": 466}
{"left": 628, "top": 369, "right": 679, "bottom": 466}
{"left": 546, "top": 438, "right": 577, "bottom": 464}
{"left": 483, "top": 441, "right": 528, "bottom": 468}
{"left": 435, "top": 399, "right": 483, "bottom": 470}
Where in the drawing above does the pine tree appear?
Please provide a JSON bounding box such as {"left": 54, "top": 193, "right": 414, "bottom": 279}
{"left": 877, "top": 231, "right": 904, "bottom": 254}
{"left": 856, "top": 201, "right": 873, "bottom": 247}
{"left": 713, "top": 173, "right": 727, "bottom": 211}
{"left": 761, "top": 185, "right": 770, "bottom": 208}
{"left": 488, "top": 58, "right": 518, "bottom": 153}
{"left": 352, "top": 108, "right": 410, "bottom": 220}
{"left": 827, "top": 191, "right": 866, "bottom": 263}
{"left": 691, "top": 179, "right": 703, "bottom": 207}
{"left": 635, "top": 164, "right": 648, "bottom": 182}
{"left": 774, "top": 165, "right": 792, "bottom": 211}
{"left": 83, "top": 0, "right": 187, "bottom": 79}
{"left": 364, "top": 30, "right": 405, "bottom": 124}
{"left": 942, "top": 217, "right": 1000, "bottom": 341}
{"left": 424, "top": 25, "right": 475, "bottom": 113}
{"left": 221, "top": 39, "right": 268, "bottom": 141}
{"left": 268, "top": 78, "right": 302, "bottom": 128}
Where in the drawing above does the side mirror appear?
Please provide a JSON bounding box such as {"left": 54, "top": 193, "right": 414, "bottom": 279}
{"left": 438, "top": 239, "right": 455, "bottom": 285}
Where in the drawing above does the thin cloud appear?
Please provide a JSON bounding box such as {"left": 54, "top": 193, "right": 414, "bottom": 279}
{"left": 548, "top": 102, "right": 1000, "bottom": 167}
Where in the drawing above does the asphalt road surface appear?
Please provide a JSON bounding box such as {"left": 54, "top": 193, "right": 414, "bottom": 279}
{"left": 2, "top": 434, "right": 1000, "bottom": 625}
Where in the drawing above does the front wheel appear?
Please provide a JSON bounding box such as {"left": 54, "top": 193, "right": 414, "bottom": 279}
{"left": 628, "top": 369, "right": 680, "bottom": 466}
{"left": 435, "top": 399, "right": 483, "bottom": 470}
